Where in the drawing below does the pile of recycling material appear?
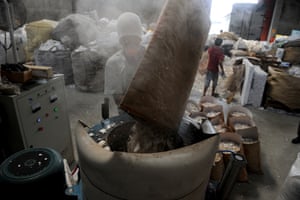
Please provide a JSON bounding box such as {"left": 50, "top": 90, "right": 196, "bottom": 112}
{"left": 201, "top": 31, "right": 300, "bottom": 111}
{"left": 0, "top": 11, "right": 153, "bottom": 92}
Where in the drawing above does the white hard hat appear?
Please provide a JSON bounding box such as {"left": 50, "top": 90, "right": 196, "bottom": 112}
{"left": 117, "top": 12, "right": 142, "bottom": 40}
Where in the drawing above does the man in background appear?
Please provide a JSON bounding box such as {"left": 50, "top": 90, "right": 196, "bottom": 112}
{"left": 104, "top": 12, "right": 145, "bottom": 105}
{"left": 291, "top": 121, "right": 300, "bottom": 144}
{"left": 203, "top": 37, "right": 225, "bottom": 97}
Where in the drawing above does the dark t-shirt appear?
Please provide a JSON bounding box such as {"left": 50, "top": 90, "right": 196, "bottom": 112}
{"left": 207, "top": 46, "right": 224, "bottom": 73}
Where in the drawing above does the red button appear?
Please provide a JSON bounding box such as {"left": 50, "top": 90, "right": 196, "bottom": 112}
{"left": 38, "top": 127, "right": 44, "bottom": 132}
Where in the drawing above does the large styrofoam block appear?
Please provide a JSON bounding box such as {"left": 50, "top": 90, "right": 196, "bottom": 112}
{"left": 248, "top": 66, "right": 267, "bottom": 107}
{"left": 240, "top": 59, "right": 254, "bottom": 105}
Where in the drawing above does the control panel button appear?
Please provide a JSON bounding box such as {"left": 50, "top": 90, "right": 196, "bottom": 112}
{"left": 49, "top": 95, "right": 58, "bottom": 103}
{"left": 53, "top": 107, "right": 59, "bottom": 112}
{"left": 31, "top": 103, "right": 41, "bottom": 113}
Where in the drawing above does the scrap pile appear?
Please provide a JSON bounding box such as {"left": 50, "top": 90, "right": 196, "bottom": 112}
{"left": 263, "top": 38, "right": 300, "bottom": 111}
{"left": 0, "top": 12, "right": 136, "bottom": 92}
{"left": 201, "top": 31, "right": 300, "bottom": 111}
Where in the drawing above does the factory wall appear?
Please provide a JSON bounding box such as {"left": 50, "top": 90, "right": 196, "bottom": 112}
{"left": 22, "top": 0, "right": 75, "bottom": 22}
{"left": 19, "top": 0, "right": 209, "bottom": 25}
{"left": 22, "top": 0, "right": 165, "bottom": 25}
{"left": 270, "top": 0, "right": 300, "bottom": 36}
{"left": 229, "top": 3, "right": 265, "bottom": 40}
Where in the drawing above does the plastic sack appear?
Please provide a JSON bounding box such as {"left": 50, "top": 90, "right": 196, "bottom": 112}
{"left": 71, "top": 32, "right": 120, "bottom": 92}
{"left": 52, "top": 13, "right": 101, "bottom": 51}
{"left": 34, "top": 39, "right": 73, "bottom": 85}
{"left": 25, "top": 19, "right": 58, "bottom": 61}
{"left": 277, "top": 152, "right": 300, "bottom": 200}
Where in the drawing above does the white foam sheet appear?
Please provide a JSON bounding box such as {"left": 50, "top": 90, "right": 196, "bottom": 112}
{"left": 248, "top": 65, "right": 267, "bottom": 107}
{"left": 240, "top": 58, "right": 254, "bottom": 105}
{"left": 240, "top": 58, "right": 267, "bottom": 107}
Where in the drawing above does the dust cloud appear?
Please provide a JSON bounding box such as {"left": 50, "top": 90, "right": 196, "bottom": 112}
{"left": 75, "top": 0, "right": 166, "bottom": 25}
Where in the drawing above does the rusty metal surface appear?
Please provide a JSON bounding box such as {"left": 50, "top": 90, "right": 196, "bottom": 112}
{"left": 120, "top": 0, "right": 211, "bottom": 130}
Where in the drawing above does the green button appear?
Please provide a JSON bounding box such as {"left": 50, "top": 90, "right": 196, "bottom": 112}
{"left": 53, "top": 107, "right": 59, "bottom": 112}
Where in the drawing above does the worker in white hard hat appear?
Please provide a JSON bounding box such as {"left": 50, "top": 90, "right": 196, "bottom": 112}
{"left": 104, "top": 12, "right": 145, "bottom": 105}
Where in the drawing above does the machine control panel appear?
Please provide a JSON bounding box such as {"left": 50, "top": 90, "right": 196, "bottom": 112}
{"left": 0, "top": 74, "right": 74, "bottom": 164}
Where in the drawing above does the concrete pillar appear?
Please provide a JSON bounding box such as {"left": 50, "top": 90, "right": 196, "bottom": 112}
{"left": 267, "top": 0, "right": 284, "bottom": 41}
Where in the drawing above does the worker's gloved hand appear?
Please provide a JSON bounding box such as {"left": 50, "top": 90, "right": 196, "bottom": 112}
{"left": 220, "top": 70, "right": 226, "bottom": 78}
{"left": 113, "top": 94, "right": 123, "bottom": 105}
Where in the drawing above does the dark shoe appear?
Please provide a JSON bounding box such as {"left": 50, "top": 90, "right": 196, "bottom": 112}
{"left": 212, "top": 93, "right": 219, "bottom": 97}
{"left": 291, "top": 137, "right": 300, "bottom": 144}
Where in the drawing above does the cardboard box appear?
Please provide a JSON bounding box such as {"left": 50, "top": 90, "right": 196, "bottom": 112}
{"left": 202, "top": 104, "right": 224, "bottom": 121}
{"left": 219, "top": 132, "right": 249, "bottom": 182}
{"left": 199, "top": 96, "right": 219, "bottom": 111}
{"left": 1, "top": 69, "right": 32, "bottom": 83}
{"left": 24, "top": 64, "right": 53, "bottom": 78}
{"left": 228, "top": 117, "right": 258, "bottom": 140}
{"left": 227, "top": 105, "right": 253, "bottom": 122}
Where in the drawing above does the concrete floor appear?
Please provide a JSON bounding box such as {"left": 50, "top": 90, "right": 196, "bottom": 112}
{"left": 65, "top": 70, "right": 300, "bottom": 199}
{"left": 229, "top": 107, "right": 300, "bottom": 200}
